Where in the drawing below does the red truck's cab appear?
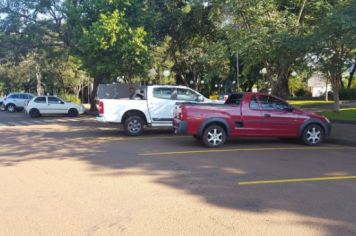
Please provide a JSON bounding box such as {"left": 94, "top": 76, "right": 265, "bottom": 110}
{"left": 173, "top": 92, "right": 331, "bottom": 147}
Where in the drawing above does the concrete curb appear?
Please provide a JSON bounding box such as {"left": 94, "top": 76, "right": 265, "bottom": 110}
{"left": 326, "top": 138, "right": 356, "bottom": 147}
{"left": 331, "top": 120, "right": 356, "bottom": 125}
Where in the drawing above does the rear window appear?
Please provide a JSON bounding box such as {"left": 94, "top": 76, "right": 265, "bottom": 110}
{"left": 225, "top": 94, "right": 243, "bottom": 105}
{"left": 34, "top": 97, "right": 46, "bottom": 103}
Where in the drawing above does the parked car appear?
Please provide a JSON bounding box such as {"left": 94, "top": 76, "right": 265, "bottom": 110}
{"left": 3, "top": 92, "right": 34, "bottom": 112}
{"left": 25, "top": 95, "right": 85, "bottom": 118}
{"left": 173, "top": 93, "right": 331, "bottom": 147}
{"left": 0, "top": 96, "right": 3, "bottom": 109}
{"left": 97, "top": 85, "right": 212, "bottom": 136}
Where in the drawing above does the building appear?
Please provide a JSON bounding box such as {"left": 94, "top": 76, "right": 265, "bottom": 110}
{"left": 307, "top": 72, "right": 332, "bottom": 97}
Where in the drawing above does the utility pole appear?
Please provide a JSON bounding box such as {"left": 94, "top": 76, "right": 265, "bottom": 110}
{"left": 236, "top": 52, "right": 240, "bottom": 92}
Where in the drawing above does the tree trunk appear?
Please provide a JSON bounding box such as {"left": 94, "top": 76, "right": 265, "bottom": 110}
{"left": 89, "top": 76, "right": 102, "bottom": 112}
{"left": 272, "top": 66, "right": 290, "bottom": 98}
{"left": 340, "top": 76, "right": 344, "bottom": 89}
{"left": 347, "top": 63, "right": 356, "bottom": 88}
{"left": 35, "top": 63, "right": 42, "bottom": 96}
{"left": 330, "top": 74, "right": 341, "bottom": 112}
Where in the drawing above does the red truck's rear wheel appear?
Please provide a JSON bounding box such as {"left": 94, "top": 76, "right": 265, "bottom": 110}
{"left": 202, "top": 125, "right": 226, "bottom": 148}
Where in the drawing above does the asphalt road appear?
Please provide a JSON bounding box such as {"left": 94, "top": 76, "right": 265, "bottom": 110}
{"left": 1, "top": 112, "right": 356, "bottom": 236}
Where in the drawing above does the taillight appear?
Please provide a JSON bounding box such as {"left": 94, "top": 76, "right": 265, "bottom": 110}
{"left": 99, "top": 101, "right": 104, "bottom": 115}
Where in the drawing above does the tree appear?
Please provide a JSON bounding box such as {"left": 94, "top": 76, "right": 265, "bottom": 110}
{"left": 309, "top": 0, "right": 356, "bottom": 111}
{"left": 0, "top": 0, "right": 67, "bottom": 95}
{"left": 64, "top": 0, "right": 152, "bottom": 110}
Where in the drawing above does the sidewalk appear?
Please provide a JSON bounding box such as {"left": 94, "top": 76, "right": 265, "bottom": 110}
{"left": 327, "top": 122, "right": 356, "bottom": 146}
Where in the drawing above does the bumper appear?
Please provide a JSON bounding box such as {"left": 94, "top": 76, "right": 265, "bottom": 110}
{"left": 96, "top": 116, "right": 106, "bottom": 123}
{"left": 173, "top": 119, "right": 187, "bottom": 134}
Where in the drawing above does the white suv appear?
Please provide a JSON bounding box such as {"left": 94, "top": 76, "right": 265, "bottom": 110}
{"left": 3, "top": 93, "right": 34, "bottom": 112}
{"left": 26, "top": 95, "right": 85, "bottom": 118}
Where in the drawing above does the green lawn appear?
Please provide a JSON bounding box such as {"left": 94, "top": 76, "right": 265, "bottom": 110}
{"left": 321, "top": 108, "right": 356, "bottom": 121}
{"left": 288, "top": 100, "right": 334, "bottom": 106}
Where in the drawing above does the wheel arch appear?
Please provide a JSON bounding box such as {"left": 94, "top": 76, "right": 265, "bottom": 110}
{"left": 299, "top": 119, "right": 328, "bottom": 137}
{"left": 122, "top": 109, "right": 148, "bottom": 125}
{"left": 68, "top": 107, "right": 79, "bottom": 112}
{"left": 198, "top": 118, "right": 231, "bottom": 137}
{"left": 6, "top": 103, "right": 16, "bottom": 108}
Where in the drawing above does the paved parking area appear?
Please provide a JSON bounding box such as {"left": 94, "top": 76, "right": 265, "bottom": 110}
{"left": 1, "top": 112, "right": 356, "bottom": 235}
{"left": 0, "top": 110, "right": 89, "bottom": 127}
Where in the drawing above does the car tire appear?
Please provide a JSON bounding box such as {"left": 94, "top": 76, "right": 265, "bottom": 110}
{"left": 202, "top": 125, "right": 226, "bottom": 148}
{"left": 29, "top": 108, "right": 41, "bottom": 118}
{"left": 68, "top": 108, "right": 79, "bottom": 117}
{"left": 6, "top": 104, "right": 16, "bottom": 113}
{"left": 124, "top": 116, "right": 145, "bottom": 136}
{"left": 302, "top": 124, "right": 324, "bottom": 146}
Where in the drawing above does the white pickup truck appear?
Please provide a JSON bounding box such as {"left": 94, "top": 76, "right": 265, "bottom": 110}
{"left": 96, "top": 85, "right": 211, "bottom": 136}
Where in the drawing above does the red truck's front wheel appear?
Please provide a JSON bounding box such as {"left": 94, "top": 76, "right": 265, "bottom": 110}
{"left": 202, "top": 125, "right": 226, "bottom": 148}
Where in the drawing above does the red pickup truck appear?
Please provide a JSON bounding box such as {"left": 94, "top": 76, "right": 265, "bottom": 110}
{"left": 173, "top": 92, "right": 331, "bottom": 147}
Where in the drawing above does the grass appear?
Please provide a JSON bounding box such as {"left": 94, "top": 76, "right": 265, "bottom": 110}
{"left": 321, "top": 108, "right": 356, "bottom": 121}
{"left": 288, "top": 100, "right": 334, "bottom": 106}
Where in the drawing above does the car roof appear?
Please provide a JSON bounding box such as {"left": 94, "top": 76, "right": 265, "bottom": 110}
{"left": 147, "top": 85, "right": 192, "bottom": 89}
{"left": 8, "top": 92, "right": 34, "bottom": 95}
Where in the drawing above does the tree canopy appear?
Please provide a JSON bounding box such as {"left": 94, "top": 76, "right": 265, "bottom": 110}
{"left": 0, "top": 0, "right": 355, "bottom": 111}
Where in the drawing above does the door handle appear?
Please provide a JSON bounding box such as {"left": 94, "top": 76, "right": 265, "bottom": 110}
{"left": 264, "top": 113, "right": 271, "bottom": 118}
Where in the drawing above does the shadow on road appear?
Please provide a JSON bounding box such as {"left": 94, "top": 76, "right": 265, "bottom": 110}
{"left": 1, "top": 121, "right": 356, "bottom": 236}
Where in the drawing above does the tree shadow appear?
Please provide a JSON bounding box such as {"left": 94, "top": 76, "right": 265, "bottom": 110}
{"left": 1, "top": 122, "right": 356, "bottom": 235}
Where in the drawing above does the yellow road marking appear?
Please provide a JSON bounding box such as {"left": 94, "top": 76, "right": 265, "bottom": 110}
{"left": 139, "top": 146, "right": 356, "bottom": 156}
{"left": 238, "top": 175, "right": 356, "bottom": 185}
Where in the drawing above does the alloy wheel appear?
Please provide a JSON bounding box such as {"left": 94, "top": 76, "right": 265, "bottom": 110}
{"left": 207, "top": 128, "right": 223, "bottom": 146}
{"left": 306, "top": 127, "right": 321, "bottom": 144}
{"left": 128, "top": 119, "right": 142, "bottom": 134}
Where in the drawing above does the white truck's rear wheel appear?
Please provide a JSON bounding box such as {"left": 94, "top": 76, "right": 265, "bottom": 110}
{"left": 124, "top": 116, "right": 144, "bottom": 136}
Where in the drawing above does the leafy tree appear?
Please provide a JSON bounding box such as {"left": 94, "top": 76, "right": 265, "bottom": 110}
{"left": 308, "top": 0, "right": 356, "bottom": 111}
{"left": 64, "top": 0, "right": 152, "bottom": 110}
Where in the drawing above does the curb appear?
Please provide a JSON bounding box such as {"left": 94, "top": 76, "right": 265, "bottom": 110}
{"left": 326, "top": 138, "right": 356, "bottom": 147}
{"left": 331, "top": 120, "right": 356, "bottom": 125}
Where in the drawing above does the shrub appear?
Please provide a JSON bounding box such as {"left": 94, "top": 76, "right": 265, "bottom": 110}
{"left": 339, "top": 88, "right": 356, "bottom": 100}
{"left": 60, "top": 94, "right": 81, "bottom": 104}
{"left": 294, "top": 88, "right": 312, "bottom": 97}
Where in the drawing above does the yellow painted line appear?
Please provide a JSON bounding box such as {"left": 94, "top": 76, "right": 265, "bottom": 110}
{"left": 238, "top": 175, "right": 356, "bottom": 185}
{"left": 139, "top": 146, "right": 356, "bottom": 156}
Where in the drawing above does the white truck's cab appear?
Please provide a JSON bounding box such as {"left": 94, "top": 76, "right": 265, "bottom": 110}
{"left": 96, "top": 85, "right": 210, "bottom": 135}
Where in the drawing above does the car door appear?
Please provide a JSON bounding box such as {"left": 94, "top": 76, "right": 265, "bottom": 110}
{"left": 237, "top": 94, "right": 272, "bottom": 136}
{"left": 9, "top": 94, "right": 20, "bottom": 107}
{"left": 257, "top": 94, "right": 299, "bottom": 136}
{"left": 148, "top": 87, "right": 177, "bottom": 126}
{"left": 33, "top": 96, "right": 48, "bottom": 113}
{"left": 47, "top": 96, "right": 67, "bottom": 114}
{"left": 17, "top": 94, "right": 28, "bottom": 108}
